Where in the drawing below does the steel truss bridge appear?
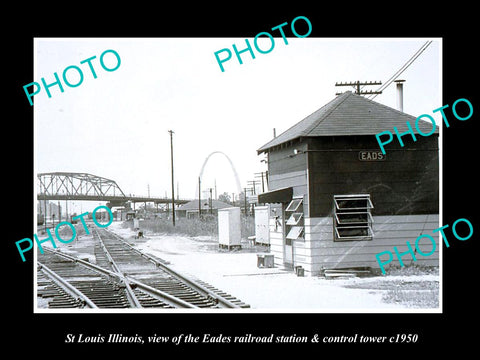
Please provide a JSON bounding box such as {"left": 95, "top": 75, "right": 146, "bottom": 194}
{"left": 37, "top": 172, "right": 189, "bottom": 207}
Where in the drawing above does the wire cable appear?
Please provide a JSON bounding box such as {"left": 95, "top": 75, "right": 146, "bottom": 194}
{"left": 368, "top": 40, "right": 433, "bottom": 100}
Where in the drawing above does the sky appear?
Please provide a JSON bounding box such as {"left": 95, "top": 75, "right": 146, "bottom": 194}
{"left": 34, "top": 37, "right": 441, "bottom": 213}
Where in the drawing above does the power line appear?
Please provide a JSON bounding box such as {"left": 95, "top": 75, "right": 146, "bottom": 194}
{"left": 368, "top": 40, "right": 433, "bottom": 100}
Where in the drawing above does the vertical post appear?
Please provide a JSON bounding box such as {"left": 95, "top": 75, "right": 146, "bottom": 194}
{"left": 43, "top": 181, "right": 47, "bottom": 232}
{"left": 209, "top": 188, "right": 213, "bottom": 215}
{"left": 244, "top": 187, "right": 248, "bottom": 216}
{"left": 198, "top": 176, "right": 202, "bottom": 219}
{"left": 168, "top": 130, "right": 176, "bottom": 226}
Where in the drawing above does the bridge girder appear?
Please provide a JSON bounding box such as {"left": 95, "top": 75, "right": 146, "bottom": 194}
{"left": 37, "top": 172, "right": 190, "bottom": 205}
{"left": 37, "top": 172, "right": 126, "bottom": 200}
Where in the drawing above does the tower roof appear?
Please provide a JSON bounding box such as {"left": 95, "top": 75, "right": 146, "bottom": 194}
{"left": 257, "top": 91, "right": 437, "bottom": 153}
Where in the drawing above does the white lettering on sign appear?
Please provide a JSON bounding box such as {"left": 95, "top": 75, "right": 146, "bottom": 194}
{"left": 358, "top": 151, "right": 386, "bottom": 161}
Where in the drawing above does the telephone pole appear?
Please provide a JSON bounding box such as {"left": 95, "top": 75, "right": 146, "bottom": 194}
{"left": 254, "top": 172, "right": 266, "bottom": 193}
{"left": 198, "top": 176, "right": 202, "bottom": 219}
{"left": 209, "top": 188, "right": 213, "bottom": 215}
{"left": 168, "top": 130, "right": 176, "bottom": 227}
{"left": 247, "top": 180, "right": 257, "bottom": 195}
{"left": 244, "top": 187, "right": 248, "bottom": 216}
{"left": 335, "top": 80, "right": 382, "bottom": 96}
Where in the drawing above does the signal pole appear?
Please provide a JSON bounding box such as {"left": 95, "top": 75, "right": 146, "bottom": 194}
{"left": 168, "top": 130, "right": 176, "bottom": 226}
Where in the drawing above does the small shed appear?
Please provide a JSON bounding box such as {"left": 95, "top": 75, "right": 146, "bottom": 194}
{"left": 257, "top": 91, "right": 439, "bottom": 276}
{"left": 126, "top": 210, "right": 136, "bottom": 221}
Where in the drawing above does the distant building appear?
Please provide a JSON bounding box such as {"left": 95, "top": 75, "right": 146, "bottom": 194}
{"left": 176, "top": 199, "right": 232, "bottom": 219}
{"left": 37, "top": 200, "right": 62, "bottom": 221}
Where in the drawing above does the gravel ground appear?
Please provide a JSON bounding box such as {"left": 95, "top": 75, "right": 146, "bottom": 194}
{"left": 106, "top": 221, "right": 441, "bottom": 312}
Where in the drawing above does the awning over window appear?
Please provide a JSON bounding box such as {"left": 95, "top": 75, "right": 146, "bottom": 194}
{"left": 258, "top": 187, "right": 293, "bottom": 204}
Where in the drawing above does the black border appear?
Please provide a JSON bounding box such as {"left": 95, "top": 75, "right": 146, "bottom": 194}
{"left": 6, "top": 5, "right": 478, "bottom": 354}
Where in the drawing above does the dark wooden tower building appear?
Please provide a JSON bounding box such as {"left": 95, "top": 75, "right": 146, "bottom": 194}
{"left": 257, "top": 91, "right": 439, "bottom": 276}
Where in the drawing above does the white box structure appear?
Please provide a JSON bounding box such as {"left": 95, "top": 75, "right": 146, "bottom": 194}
{"left": 218, "top": 207, "right": 241, "bottom": 250}
{"left": 254, "top": 205, "right": 270, "bottom": 245}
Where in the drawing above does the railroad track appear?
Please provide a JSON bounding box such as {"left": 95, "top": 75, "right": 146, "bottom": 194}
{"left": 37, "top": 251, "right": 136, "bottom": 308}
{"left": 37, "top": 228, "right": 249, "bottom": 309}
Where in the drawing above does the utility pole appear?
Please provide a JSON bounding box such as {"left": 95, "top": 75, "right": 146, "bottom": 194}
{"left": 335, "top": 80, "right": 383, "bottom": 96}
{"left": 43, "top": 183, "right": 47, "bottom": 232}
{"left": 198, "top": 176, "right": 202, "bottom": 218}
{"left": 254, "top": 172, "right": 266, "bottom": 193}
{"left": 168, "top": 130, "right": 176, "bottom": 227}
{"left": 209, "top": 188, "right": 213, "bottom": 215}
{"left": 247, "top": 180, "right": 257, "bottom": 195}
{"left": 244, "top": 187, "right": 248, "bottom": 216}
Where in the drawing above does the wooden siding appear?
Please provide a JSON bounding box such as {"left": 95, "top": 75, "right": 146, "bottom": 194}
{"left": 307, "top": 136, "right": 439, "bottom": 217}
{"left": 292, "top": 214, "right": 440, "bottom": 276}
{"left": 264, "top": 135, "right": 439, "bottom": 276}
{"left": 267, "top": 140, "right": 308, "bottom": 176}
{"left": 267, "top": 141, "right": 309, "bottom": 216}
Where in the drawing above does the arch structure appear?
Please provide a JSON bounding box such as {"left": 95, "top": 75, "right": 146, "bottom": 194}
{"left": 37, "top": 172, "right": 126, "bottom": 201}
{"left": 198, "top": 151, "right": 242, "bottom": 197}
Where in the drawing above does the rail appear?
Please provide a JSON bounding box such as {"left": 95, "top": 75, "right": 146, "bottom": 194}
{"left": 38, "top": 228, "right": 248, "bottom": 309}
{"left": 93, "top": 229, "right": 142, "bottom": 308}
{"left": 106, "top": 229, "right": 243, "bottom": 308}
{"left": 42, "top": 248, "right": 199, "bottom": 309}
{"left": 37, "top": 261, "right": 98, "bottom": 308}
